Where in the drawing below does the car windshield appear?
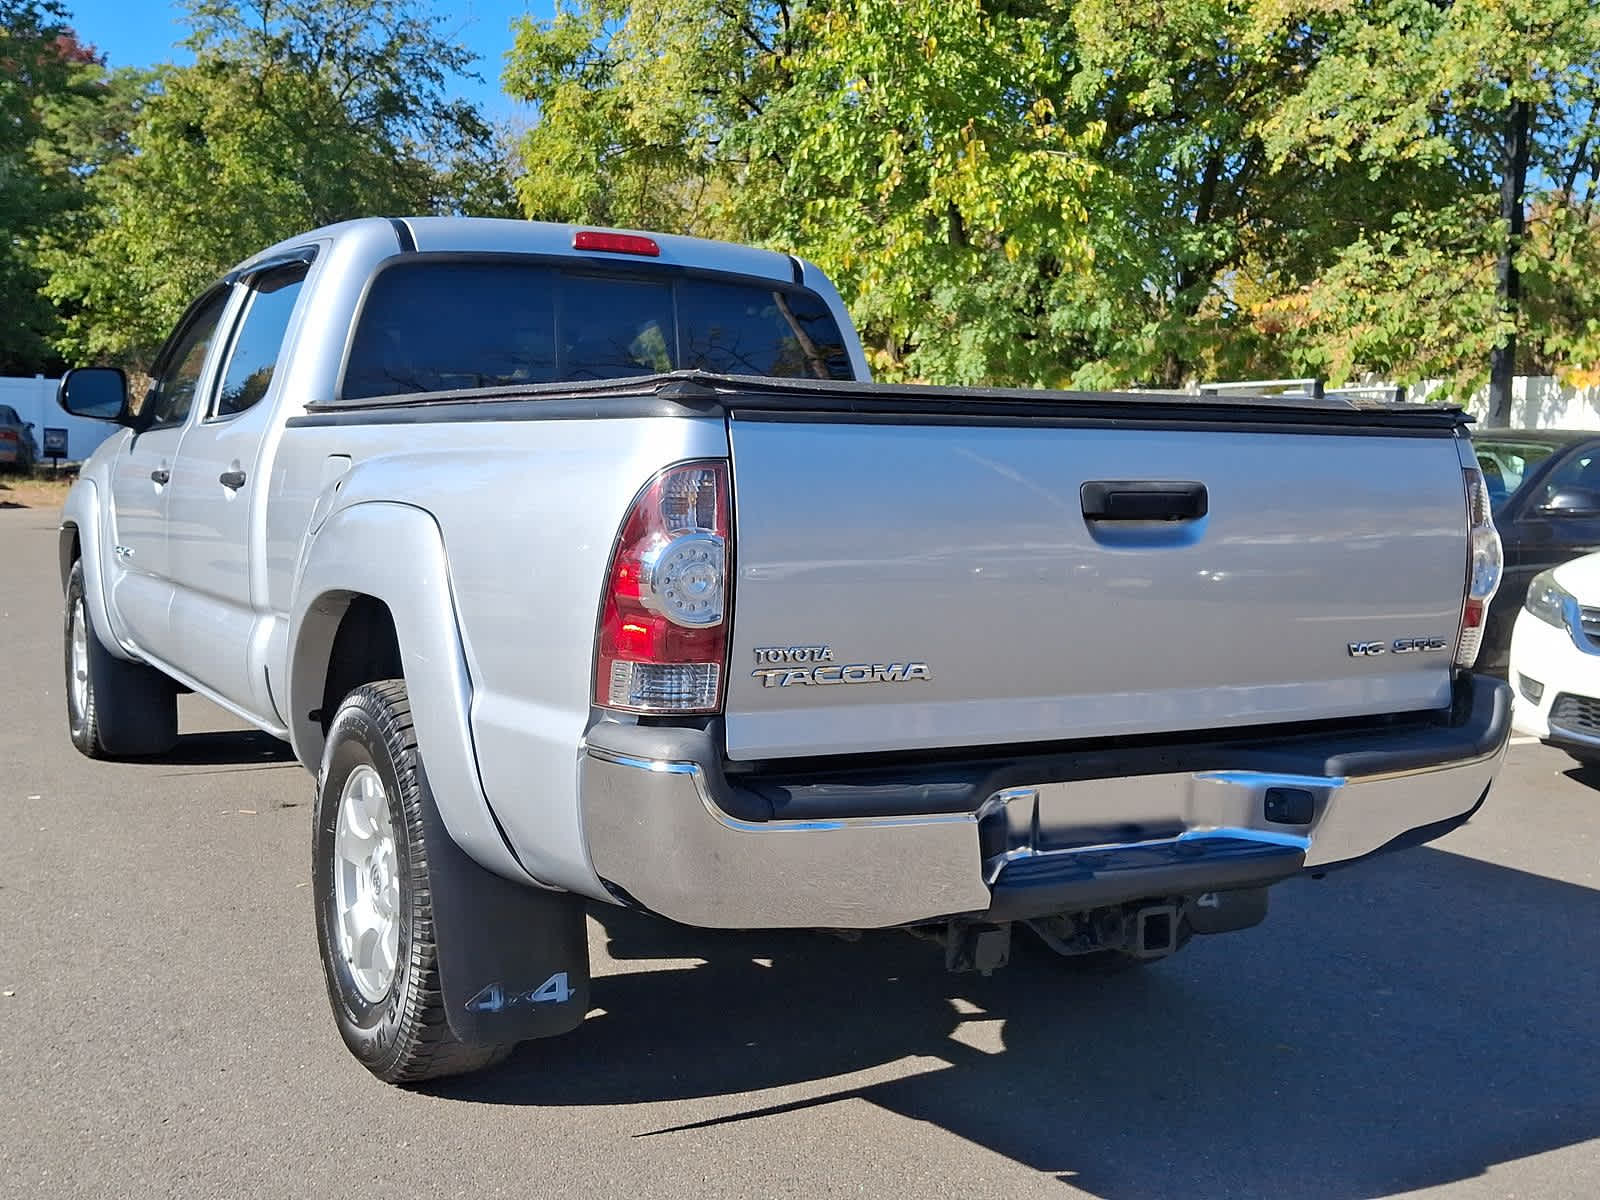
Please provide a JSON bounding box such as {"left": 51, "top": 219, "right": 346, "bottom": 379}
{"left": 1473, "top": 440, "right": 1563, "bottom": 508}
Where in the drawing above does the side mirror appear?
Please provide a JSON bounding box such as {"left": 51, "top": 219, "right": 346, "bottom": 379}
{"left": 57, "top": 367, "right": 131, "bottom": 424}
{"left": 1539, "top": 486, "right": 1600, "bottom": 517}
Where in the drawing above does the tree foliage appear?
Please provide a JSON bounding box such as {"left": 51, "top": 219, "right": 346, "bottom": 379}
{"left": 510, "top": 0, "right": 1107, "bottom": 384}
{"left": 508, "top": 0, "right": 1600, "bottom": 392}
{"left": 10, "top": 0, "right": 1600, "bottom": 392}
{"left": 40, "top": 0, "right": 517, "bottom": 366}
{"left": 1253, "top": 0, "right": 1600, "bottom": 400}
{"left": 0, "top": 0, "right": 116, "bottom": 374}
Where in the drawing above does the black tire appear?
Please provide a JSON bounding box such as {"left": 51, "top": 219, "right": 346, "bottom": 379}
{"left": 64, "top": 559, "right": 179, "bottom": 758}
{"left": 313, "top": 680, "right": 514, "bottom": 1084}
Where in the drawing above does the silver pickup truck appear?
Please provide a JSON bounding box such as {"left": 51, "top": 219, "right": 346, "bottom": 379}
{"left": 56, "top": 217, "right": 1510, "bottom": 1084}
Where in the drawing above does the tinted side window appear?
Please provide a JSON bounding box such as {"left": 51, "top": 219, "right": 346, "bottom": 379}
{"left": 145, "top": 289, "right": 230, "bottom": 429}
{"left": 344, "top": 262, "right": 557, "bottom": 398}
{"left": 679, "top": 279, "right": 852, "bottom": 380}
{"left": 213, "top": 265, "right": 308, "bottom": 418}
{"left": 1473, "top": 441, "right": 1558, "bottom": 504}
{"left": 1537, "top": 450, "right": 1600, "bottom": 506}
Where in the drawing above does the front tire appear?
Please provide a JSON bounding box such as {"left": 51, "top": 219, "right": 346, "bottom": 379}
{"left": 313, "top": 679, "right": 513, "bottom": 1084}
{"left": 64, "top": 559, "right": 178, "bottom": 758}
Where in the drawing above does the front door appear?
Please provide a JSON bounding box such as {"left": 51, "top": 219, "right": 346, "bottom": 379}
{"left": 1508, "top": 446, "right": 1600, "bottom": 597}
{"left": 105, "top": 287, "right": 231, "bottom": 659}
{"left": 167, "top": 261, "right": 310, "bottom": 715}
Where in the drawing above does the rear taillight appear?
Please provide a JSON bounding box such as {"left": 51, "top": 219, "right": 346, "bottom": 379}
{"left": 595, "top": 460, "right": 730, "bottom": 713}
{"left": 1455, "top": 466, "right": 1503, "bottom": 668}
{"left": 0, "top": 431, "right": 16, "bottom": 443}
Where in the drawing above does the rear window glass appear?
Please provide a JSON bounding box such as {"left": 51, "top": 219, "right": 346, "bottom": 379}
{"left": 342, "top": 260, "right": 853, "bottom": 399}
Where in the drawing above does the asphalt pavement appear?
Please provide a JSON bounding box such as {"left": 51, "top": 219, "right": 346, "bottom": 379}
{"left": 2, "top": 503, "right": 1598, "bottom": 1199}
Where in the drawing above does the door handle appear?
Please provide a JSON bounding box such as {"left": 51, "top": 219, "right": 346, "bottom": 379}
{"left": 150, "top": 468, "right": 170, "bottom": 485}
{"left": 1081, "top": 480, "right": 1208, "bottom": 522}
{"left": 219, "top": 469, "right": 247, "bottom": 490}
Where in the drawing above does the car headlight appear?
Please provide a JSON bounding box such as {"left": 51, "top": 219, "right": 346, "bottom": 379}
{"left": 1524, "top": 569, "right": 1575, "bottom": 629}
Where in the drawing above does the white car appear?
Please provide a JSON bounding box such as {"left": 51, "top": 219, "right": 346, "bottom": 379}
{"left": 1510, "top": 550, "right": 1600, "bottom": 764}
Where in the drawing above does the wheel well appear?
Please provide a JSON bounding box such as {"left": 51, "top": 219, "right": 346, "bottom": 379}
{"left": 319, "top": 595, "right": 403, "bottom": 732}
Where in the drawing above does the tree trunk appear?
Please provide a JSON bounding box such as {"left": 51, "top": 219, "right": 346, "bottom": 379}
{"left": 1486, "top": 99, "right": 1531, "bottom": 428}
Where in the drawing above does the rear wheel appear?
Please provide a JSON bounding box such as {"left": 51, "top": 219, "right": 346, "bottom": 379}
{"left": 313, "top": 679, "right": 514, "bottom": 1084}
{"left": 64, "top": 560, "right": 178, "bottom": 758}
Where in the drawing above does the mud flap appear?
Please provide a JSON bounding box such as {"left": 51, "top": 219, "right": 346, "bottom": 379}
{"left": 1186, "top": 886, "right": 1269, "bottom": 935}
{"left": 418, "top": 775, "right": 591, "bottom": 1047}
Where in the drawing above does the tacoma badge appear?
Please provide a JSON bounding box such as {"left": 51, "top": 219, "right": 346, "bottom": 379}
{"left": 752, "top": 645, "right": 931, "bottom": 687}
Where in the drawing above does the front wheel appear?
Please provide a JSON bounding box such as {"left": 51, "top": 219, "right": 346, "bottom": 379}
{"left": 313, "top": 679, "right": 514, "bottom": 1084}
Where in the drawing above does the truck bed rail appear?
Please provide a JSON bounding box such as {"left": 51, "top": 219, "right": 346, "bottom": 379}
{"left": 299, "top": 370, "right": 1469, "bottom": 433}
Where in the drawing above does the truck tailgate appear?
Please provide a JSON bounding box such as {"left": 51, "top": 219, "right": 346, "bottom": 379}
{"left": 724, "top": 413, "right": 1467, "bottom": 761}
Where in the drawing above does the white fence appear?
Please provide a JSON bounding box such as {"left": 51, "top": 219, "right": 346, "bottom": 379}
{"left": 1410, "top": 376, "right": 1600, "bottom": 432}
{"left": 1201, "top": 374, "right": 1600, "bottom": 431}
{"left": 0, "top": 376, "right": 120, "bottom": 463}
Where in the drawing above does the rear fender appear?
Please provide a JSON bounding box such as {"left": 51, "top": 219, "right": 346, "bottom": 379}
{"left": 288, "top": 500, "right": 535, "bottom": 885}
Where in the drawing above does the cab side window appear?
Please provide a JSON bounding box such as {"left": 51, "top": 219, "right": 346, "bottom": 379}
{"left": 144, "top": 288, "right": 231, "bottom": 429}
{"left": 212, "top": 264, "right": 309, "bottom": 419}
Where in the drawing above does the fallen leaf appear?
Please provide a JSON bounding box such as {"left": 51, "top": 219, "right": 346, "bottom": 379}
{"left": 2, "top": 990, "right": 14, "bottom": 998}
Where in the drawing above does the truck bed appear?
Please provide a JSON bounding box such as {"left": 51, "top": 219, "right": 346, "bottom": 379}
{"left": 299, "top": 370, "right": 1472, "bottom": 762}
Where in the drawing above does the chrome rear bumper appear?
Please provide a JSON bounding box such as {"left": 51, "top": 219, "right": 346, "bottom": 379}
{"left": 579, "top": 678, "right": 1511, "bottom": 930}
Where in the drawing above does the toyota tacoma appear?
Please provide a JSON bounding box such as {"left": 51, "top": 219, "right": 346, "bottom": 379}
{"left": 55, "top": 217, "right": 1509, "bottom": 1083}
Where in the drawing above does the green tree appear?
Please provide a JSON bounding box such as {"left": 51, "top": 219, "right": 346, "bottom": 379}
{"left": 1051, "top": 0, "right": 1423, "bottom": 387}
{"left": 1258, "top": 0, "right": 1600, "bottom": 413}
{"left": 0, "top": 0, "right": 105, "bottom": 374}
{"left": 43, "top": 0, "right": 516, "bottom": 366}
{"left": 507, "top": 0, "right": 1105, "bottom": 385}
{"left": 505, "top": 0, "right": 1451, "bottom": 388}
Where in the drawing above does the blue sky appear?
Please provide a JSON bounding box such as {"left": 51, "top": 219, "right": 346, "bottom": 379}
{"left": 58, "top": 0, "right": 558, "bottom": 121}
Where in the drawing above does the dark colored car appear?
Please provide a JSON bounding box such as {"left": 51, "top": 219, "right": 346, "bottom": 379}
{"left": 0, "top": 404, "right": 38, "bottom": 471}
{"left": 1474, "top": 429, "right": 1600, "bottom": 673}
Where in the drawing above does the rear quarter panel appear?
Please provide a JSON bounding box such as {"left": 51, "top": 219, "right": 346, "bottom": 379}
{"left": 273, "top": 414, "right": 728, "bottom": 894}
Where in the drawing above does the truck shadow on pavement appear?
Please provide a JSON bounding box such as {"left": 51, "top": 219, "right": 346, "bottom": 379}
{"left": 433, "top": 847, "right": 1600, "bottom": 1199}
{"left": 152, "top": 729, "right": 296, "bottom": 768}
{"left": 1562, "top": 763, "right": 1600, "bottom": 792}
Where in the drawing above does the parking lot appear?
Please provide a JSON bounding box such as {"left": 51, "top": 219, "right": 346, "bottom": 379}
{"left": 2, "top": 500, "right": 1598, "bottom": 1199}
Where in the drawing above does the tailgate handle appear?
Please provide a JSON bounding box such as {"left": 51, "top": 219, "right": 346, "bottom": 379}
{"left": 1081, "top": 481, "right": 1208, "bottom": 522}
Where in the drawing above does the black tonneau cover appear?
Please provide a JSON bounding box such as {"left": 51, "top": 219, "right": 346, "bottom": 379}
{"left": 298, "top": 369, "right": 1469, "bottom": 433}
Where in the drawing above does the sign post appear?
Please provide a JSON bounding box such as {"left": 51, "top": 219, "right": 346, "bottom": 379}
{"left": 42, "top": 427, "right": 68, "bottom": 471}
